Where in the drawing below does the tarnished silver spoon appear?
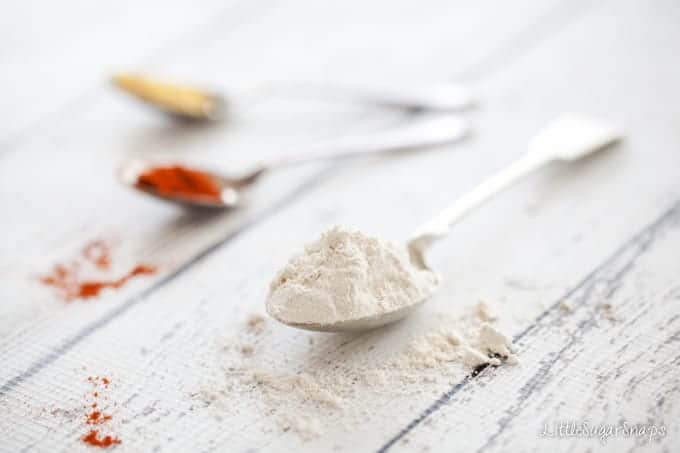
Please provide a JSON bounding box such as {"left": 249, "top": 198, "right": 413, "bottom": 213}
{"left": 113, "top": 73, "right": 473, "bottom": 121}
{"left": 274, "top": 114, "right": 622, "bottom": 332}
{"left": 119, "top": 114, "right": 468, "bottom": 208}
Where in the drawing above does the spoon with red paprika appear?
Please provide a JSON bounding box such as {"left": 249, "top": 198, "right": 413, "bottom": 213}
{"left": 119, "top": 114, "right": 468, "bottom": 208}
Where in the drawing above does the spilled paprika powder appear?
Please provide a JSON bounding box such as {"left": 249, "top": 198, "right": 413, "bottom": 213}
{"left": 39, "top": 239, "right": 156, "bottom": 301}
{"left": 135, "top": 164, "right": 222, "bottom": 202}
{"left": 82, "top": 240, "right": 112, "bottom": 270}
{"left": 82, "top": 376, "right": 121, "bottom": 448}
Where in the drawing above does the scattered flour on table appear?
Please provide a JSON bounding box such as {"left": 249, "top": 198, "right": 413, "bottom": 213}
{"left": 245, "top": 314, "right": 267, "bottom": 334}
{"left": 599, "top": 302, "right": 619, "bottom": 321}
{"left": 200, "top": 303, "right": 518, "bottom": 440}
{"left": 560, "top": 300, "right": 574, "bottom": 313}
{"left": 266, "top": 226, "right": 438, "bottom": 326}
{"left": 475, "top": 300, "right": 497, "bottom": 322}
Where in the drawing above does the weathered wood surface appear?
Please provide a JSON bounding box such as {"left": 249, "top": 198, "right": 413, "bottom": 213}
{"left": 1, "top": 0, "right": 679, "bottom": 451}
{"left": 386, "top": 201, "right": 680, "bottom": 452}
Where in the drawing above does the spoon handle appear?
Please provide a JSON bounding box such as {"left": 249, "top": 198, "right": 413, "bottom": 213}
{"left": 266, "top": 115, "right": 468, "bottom": 169}
{"left": 409, "top": 152, "right": 550, "bottom": 255}
{"left": 251, "top": 82, "right": 473, "bottom": 112}
{"left": 408, "top": 114, "right": 621, "bottom": 260}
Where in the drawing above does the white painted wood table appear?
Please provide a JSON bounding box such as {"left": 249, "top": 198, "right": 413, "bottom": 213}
{"left": 1, "top": 1, "right": 679, "bottom": 451}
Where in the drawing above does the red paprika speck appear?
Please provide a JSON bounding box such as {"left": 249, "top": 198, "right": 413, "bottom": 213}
{"left": 82, "top": 240, "right": 111, "bottom": 270}
{"left": 86, "top": 410, "right": 112, "bottom": 425}
{"left": 82, "top": 430, "right": 121, "bottom": 448}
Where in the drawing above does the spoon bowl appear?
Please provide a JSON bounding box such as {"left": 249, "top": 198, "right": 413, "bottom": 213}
{"left": 113, "top": 74, "right": 226, "bottom": 121}
{"left": 279, "top": 303, "right": 425, "bottom": 333}
{"left": 118, "top": 159, "right": 264, "bottom": 208}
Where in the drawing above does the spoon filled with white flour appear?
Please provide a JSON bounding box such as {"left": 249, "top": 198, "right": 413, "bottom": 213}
{"left": 267, "top": 114, "right": 622, "bottom": 332}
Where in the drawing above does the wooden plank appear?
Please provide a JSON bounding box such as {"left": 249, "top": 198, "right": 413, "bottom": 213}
{"left": 386, "top": 200, "right": 680, "bottom": 452}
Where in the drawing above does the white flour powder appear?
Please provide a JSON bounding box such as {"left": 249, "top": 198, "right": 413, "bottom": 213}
{"left": 266, "top": 226, "right": 439, "bottom": 326}
{"left": 201, "top": 303, "right": 518, "bottom": 440}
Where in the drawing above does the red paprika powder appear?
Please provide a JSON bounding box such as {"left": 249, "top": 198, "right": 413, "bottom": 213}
{"left": 82, "top": 240, "right": 112, "bottom": 270}
{"left": 73, "top": 264, "right": 157, "bottom": 299}
{"left": 39, "top": 240, "right": 156, "bottom": 301}
{"left": 136, "top": 165, "right": 222, "bottom": 202}
{"left": 82, "top": 376, "right": 121, "bottom": 448}
{"left": 82, "top": 431, "right": 121, "bottom": 448}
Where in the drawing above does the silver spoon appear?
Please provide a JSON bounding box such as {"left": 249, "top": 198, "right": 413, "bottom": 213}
{"left": 280, "top": 114, "right": 622, "bottom": 332}
{"left": 113, "top": 73, "right": 473, "bottom": 121}
{"left": 119, "top": 114, "right": 469, "bottom": 208}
